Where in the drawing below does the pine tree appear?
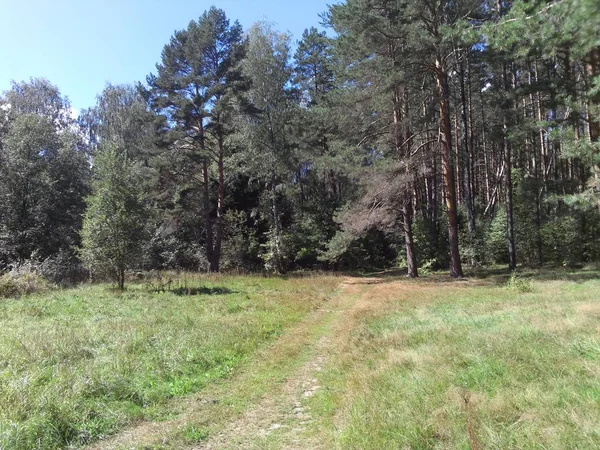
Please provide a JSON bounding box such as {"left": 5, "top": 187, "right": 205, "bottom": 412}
{"left": 144, "top": 7, "right": 246, "bottom": 272}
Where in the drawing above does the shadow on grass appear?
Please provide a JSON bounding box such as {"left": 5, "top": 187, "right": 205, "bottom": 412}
{"left": 171, "top": 286, "right": 234, "bottom": 296}
{"left": 341, "top": 265, "right": 600, "bottom": 286}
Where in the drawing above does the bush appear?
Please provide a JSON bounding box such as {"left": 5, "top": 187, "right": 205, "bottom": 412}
{"left": 484, "top": 208, "right": 509, "bottom": 265}
{"left": 0, "top": 266, "right": 51, "bottom": 298}
{"left": 320, "top": 228, "right": 395, "bottom": 270}
{"left": 412, "top": 213, "right": 449, "bottom": 270}
{"left": 505, "top": 273, "right": 533, "bottom": 293}
{"left": 221, "top": 210, "right": 261, "bottom": 272}
{"left": 37, "top": 250, "right": 88, "bottom": 285}
{"left": 541, "top": 214, "right": 583, "bottom": 267}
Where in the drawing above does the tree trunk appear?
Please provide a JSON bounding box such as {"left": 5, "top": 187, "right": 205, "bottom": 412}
{"left": 118, "top": 266, "right": 125, "bottom": 291}
{"left": 202, "top": 158, "right": 215, "bottom": 272}
{"left": 480, "top": 83, "right": 492, "bottom": 205}
{"left": 458, "top": 51, "right": 476, "bottom": 263}
{"left": 403, "top": 197, "right": 418, "bottom": 278}
{"left": 393, "top": 85, "right": 418, "bottom": 278}
{"left": 586, "top": 48, "right": 600, "bottom": 209}
{"left": 213, "top": 131, "right": 225, "bottom": 273}
{"left": 271, "top": 174, "right": 284, "bottom": 274}
{"left": 504, "top": 122, "right": 517, "bottom": 271}
{"left": 436, "top": 55, "right": 463, "bottom": 278}
{"left": 503, "top": 65, "right": 517, "bottom": 271}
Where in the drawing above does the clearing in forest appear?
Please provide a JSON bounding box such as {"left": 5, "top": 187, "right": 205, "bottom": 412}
{"left": 1, "top": 269, "right": 599, "bottom": 449}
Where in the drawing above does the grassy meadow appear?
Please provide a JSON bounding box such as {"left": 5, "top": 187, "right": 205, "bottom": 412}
{"left": 1, "top": 269, "right": 599, "bottom": 449}
{"left": 302, "top": 269, "right": 600, "bottom": 449}
{"left": 0, "top": 274, "right": 339, "bottom": 449}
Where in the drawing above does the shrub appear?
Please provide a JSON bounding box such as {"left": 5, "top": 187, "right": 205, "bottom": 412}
{"left": 484, "top": 208, "right": 509, "bottom": 265}
{"left": 220, "top": 210, "right": 261, "bottom": 272}
{"left": 0, "top": 267, "right": 51, "bottom": 298}
{"left": 320, "top": 228, "right": 395, "bottom": 270}
{"left": 37, "top": 250, "right": 88, "bottom": 285}
{"left": 541, "top": 214, "right": 583, "bottom": 267}
{"left": 505, "top": 273, "right": 533, "bottom": 293}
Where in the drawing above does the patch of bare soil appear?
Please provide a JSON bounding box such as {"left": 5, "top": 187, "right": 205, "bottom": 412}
{"left": 193, "top": 336, "right": 330, "bottom": 450}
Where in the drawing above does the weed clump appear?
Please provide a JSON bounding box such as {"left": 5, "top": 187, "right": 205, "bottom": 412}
{"left": 505, "top": 273, "right": 534, "bottom": 293}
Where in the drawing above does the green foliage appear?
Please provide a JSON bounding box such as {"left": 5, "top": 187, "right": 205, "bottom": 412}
{"left": 541, "top": 215, "right": 583, "bottom": 267}
{"left": 0, "top": 97, "right": 89, "bottom": 264}
{"left": 260, "top": 229, "right": 291, "bottom": 273}
{"left": 0, "top": 267, "right": 51, "bottom": 298}
{"left": 182, "top": 424, "right": 210, "bottom": 444}
{"left": 145, "top": 7, "right": 245, "bottom": 136}
{"left": 4, "top": 2, "right": 600, "bottom": 278}
{"left": 484, "top": 208, "right": 510, "bottom": 265}
{"left": 512, "top": 171, "right": 543, "bottom": 266}
{"left": 221, "top": 210, "right": 260, "bottom": 272}
{"left": 79, "top": 147, "right": 147, "bottom": 288}
{"left": 81, "top": 84, "right": 158, "bottom": 165}
{"left": 505, "top": 272, "right": 534, "bottom": 293}
{"left": 294, "top": 27, "right": 334, "bottom": 105}
{"left": 320, "top": 228, "right": 395, "bottom": 270}
{"left": 412, "top": 214, "right": 449, "bottom": 271}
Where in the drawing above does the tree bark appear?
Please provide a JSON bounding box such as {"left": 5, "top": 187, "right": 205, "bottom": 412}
{"left": 458, "top": 51, "right": 476, "bottom": 265}
{"left": 271, "top": 174, "right": 284, "bottom": 274}
{"left": 504, "top": 119, "right": 517, "bottom": 271}
{"left": 586, "top": 48, "right": 600, "bottom": 209}
{"left": 504, "top": 64, "right": 517, "bottom": 271}
{"left": 213, "top": 130, "right": 225, "bottom": 273}
{"left": 403, "top": 197, "right": 418, "bottom": 278}
{"left": 202, "top": 158, "right": 215, "bottom": 272}
{"left": 436, "top": 55, "right": 463, "bottom": 278}
{"left": 393, "top": 85, "right": 418, "bottom": 278}
{"left": 118, "top": 266, "right": 125, "bottom": 291}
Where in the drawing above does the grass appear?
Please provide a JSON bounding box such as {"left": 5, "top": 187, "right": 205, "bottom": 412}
{"left": 2, "top": 268, "right": 599, "bottom": 449}
{"left": 0, "top": 274, "right": 340, "bottom": 449}
{"left": 305, "top": 269, "right": 600, "bottom": 449}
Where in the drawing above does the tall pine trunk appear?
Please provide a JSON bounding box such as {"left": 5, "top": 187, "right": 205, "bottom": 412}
{"left": 458, "top": 51, "right": 476, "bottom": 264}
{"left": 503, "top": 65, "right": 517, "bottom": 271}
{"left": 213, "top": 130, "right": 225, "bottom": 273}
{"left": 504, "top": 119, "right": 517, "bottom": 271}
{"left": 403, "top": 196, "right": 418, "bottom": 278}
{"left": 436, "top": 55, "right": 463, "bottom": 278}
{"left": 586, "top": 48, "right": 600, "bottom": 209}
{"left": 202, "top": 158, "right": 216, "bottom": 272}
{"left": 394, "top": 86, "right": 418, "bottom": 278}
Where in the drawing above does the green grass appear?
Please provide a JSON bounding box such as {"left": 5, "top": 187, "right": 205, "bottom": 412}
{"left": 3, "top": 269, "right": 600, "bottom": 449}
{"left": 307, "top": 270, "right": 600, "bottom": 449}
{"left": 0, "top": 274, "right": 339, "bottom": 449}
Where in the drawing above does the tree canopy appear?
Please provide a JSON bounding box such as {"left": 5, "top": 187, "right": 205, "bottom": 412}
{"left": 1, "top": 1, "right": 599, "bottom": 280}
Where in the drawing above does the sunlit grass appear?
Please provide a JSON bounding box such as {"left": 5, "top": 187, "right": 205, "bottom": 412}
{"left": 0, "top": 274, "right": 339, "bottom": 449}
{"left": 308, "top": 270, "right": 600, "bottom": 449}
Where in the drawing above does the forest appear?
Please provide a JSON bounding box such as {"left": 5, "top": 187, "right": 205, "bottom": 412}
{"left": 1, "top": 0, "right": 599, "bottom": 286}
{"left": 1, "top": 2, "right": 600, "bottom": 448}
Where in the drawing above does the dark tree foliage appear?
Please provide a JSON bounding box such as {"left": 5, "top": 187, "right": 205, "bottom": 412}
{"left": 0, "top": 80, "right": 89, "bottom": 271}
{"left": 1, "top": 1, "right": 599, "bottom": 279}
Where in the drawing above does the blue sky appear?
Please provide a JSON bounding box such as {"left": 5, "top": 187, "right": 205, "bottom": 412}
{"left": 0, "top": 0, "right": 331, "bottom": 112}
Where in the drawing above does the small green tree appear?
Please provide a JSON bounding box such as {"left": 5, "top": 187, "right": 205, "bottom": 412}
{"left": 80, "top": 146, "right": 147, "bottom": 290}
